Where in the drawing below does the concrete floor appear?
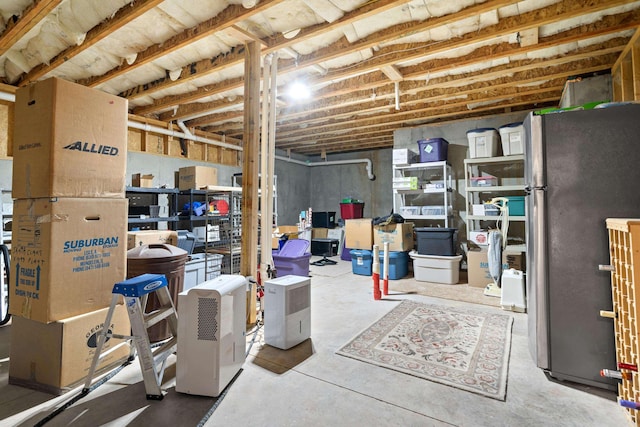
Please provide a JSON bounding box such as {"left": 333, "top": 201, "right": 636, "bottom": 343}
{"left": 0, "top": 257, "right": 631, "bottom": 427}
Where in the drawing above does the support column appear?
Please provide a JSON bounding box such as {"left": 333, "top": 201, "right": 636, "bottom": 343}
{"left": 241, "top": 41, "right": 260, "bottom": 326}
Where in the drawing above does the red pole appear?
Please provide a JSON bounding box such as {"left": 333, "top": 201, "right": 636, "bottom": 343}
{"left": 372, "top": 245, "right": 381, "bottom": 300}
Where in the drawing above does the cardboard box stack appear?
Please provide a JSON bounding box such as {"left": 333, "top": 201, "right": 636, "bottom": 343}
{"left": 467, "top": 246, "right": 526, "bottom": 288}
{"left": 9, "top": 77, "right": 131, "bottom": 393}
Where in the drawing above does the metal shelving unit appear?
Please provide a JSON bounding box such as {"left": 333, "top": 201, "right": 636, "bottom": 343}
{"left": 126, "top": 186, "right": 180, "bottom": 230}
{"left": 393, "top": 161, "right": 454, "bottom": 226}
{"left": 232, "top": 173, "right": 277, "bottom": 227}
{"left": 202, "top": 186, "right": 243, "bottom": 275}
{"left": 464, "top": 155, "right": 525, "bottom": 243}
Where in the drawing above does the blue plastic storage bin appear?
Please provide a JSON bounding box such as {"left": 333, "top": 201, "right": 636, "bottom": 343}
{"left": 417, "top": 138, "right": 448, "bottom": 162}
{"left": 350, "top": 249, "right": 372, "bottom": 276}
{"left": 378, "top": 251, "right": 409, "bottom": 280}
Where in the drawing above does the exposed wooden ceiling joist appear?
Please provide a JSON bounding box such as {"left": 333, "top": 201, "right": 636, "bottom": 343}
{"left": 1, "top": 0, "right": 635, "bottom": 156}
{"left": 0, "top": 0, "right": 61, "bottom": 55}
{"left": 183, "top": 16, "right": 633, "bottom": 129}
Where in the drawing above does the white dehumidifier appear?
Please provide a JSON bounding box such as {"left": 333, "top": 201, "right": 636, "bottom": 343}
{"left": 264, "top": 275, "right": 311, "bottom": 350}
{"left": 176, "top": 274, "right": 247, "bottom": 397}
{"left": 500, "top": 268, "right": 526, "bottom": 313}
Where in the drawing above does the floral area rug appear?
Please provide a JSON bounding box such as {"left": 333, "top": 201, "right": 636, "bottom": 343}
{"left": 336, "top": 300, "right": 513, "bottom": 400}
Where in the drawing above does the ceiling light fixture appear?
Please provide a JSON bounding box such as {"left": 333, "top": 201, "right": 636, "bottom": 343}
{"left": 288, "top": 81, "right": 311, "bottom": 101}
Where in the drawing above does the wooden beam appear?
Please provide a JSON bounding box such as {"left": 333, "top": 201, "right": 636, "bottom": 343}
{"left": 265, "top": 0, "right": 414, "bottom": 52}
{"left": 0, "top": 0, "right": 61, "bottom": 55}
{"left": 222, "top": 25, "right": 268, "bottom": 47}
{"left": 127, "top": 0, "right": 519, "bottom": 108}
{"left": 80, "top": 0, "right": 285, "bottom": 88}
{"left": 633, "top": 38, "right": 640, "bottom": 101}
{"left": 380, "top": 65, "right": 403, "bottom": 82}
{"left": 621, "top": 56, "right": 634, "bottom": 101}
{"left": 292, "top": 0, "right": 634, "bottom": 84}
{"left": 192, "top": 41, "right": 621, "bottom": 131}
{"left": 612, "top": 26, "right": 640, "bottom": 73}
{"left": 18, "top": 0, "right": 163, "bottom": 86}
{"left": 518, "top": 28, "right": 539, "bottom": 47}
{"left": 132, "top": 1, "right": 635, "bottom": 119}
{"left": 241, "top": 41, "right": 260, "bottom": 325}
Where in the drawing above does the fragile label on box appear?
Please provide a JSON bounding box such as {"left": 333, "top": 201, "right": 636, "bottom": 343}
{"left": 10, "top": 198, "right": 127, "bottom": 323}
{"left": 469, "top": 230, "right": 490, "bottom": 246}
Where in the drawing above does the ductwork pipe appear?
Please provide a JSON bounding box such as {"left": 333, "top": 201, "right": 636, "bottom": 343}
{"left": 275, "top": 155, "right": 376, "bottom": 180}
{"left": 176, "top": 120, "right": 194, "bottom": 138}
{"left": 0, "top": 92, "right": 15, "bottom": 103}
{"left": 128, "top": 120, "right": 241, "bottom": 151}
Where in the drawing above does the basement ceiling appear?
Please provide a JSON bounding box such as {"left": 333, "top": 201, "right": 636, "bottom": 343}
{"left": 0, "top": 0, "right": 637, "bottom": 155}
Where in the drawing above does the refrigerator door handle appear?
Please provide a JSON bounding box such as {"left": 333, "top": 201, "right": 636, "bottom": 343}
{"left": 525, "top": 185, "right": 547, "bottom": 194}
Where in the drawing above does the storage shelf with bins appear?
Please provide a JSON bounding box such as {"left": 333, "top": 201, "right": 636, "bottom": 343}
{"left": 464, "top": 155, "right": 525, "bottom": 243}
{"left": 232, "top": 173, "right": 277, "bottom": 227}
{"left": 202, "top": 186, "right": 243, "bottom": 275}
{"left": 393, "top": 161, "right": 453, "bottom": 227}
{"left": 605, "top": 218, "right": 640, "bottom": 427}
{"left": 126, "top": 186, "right": 180, "bottom": 230}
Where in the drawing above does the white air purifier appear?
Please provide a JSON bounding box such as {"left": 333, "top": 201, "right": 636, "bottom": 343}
{"left": 264, "top": 275, "right": 311, "bottom": 350}
{"left": 176, "top": 274, "right": 247, "bottom": 397}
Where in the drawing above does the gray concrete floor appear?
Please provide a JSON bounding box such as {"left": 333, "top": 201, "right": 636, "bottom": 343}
{"left": 0, "top": 257, "right": 631, "bottom": 426}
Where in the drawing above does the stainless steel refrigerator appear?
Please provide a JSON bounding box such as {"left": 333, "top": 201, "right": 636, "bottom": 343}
{"left": 524, "top": 103, "right": 640, "bottom": 390}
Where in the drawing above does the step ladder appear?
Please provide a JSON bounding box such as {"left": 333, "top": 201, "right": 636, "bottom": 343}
{"left": 83, "top": 273, "right": 178, "bottom": 400}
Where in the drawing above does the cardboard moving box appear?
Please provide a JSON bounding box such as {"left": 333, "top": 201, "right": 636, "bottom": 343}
{"left": 373, "top": 222, "right": 414, "bottom": 252}
{"left": 12, "top": 77, "right": 128, "bottom": 199}
{"left": 127, "top": 230, "right": 178, "bottom": 249}
{"left": 10, "top": 198, "right": 128, "bottom": 323}
{"left": 467, "top": 247, "right": 525, "bottom": 287}
{"left": 178, "top": 166, "right": 218, "bottom": 190}
{"left": 9, "top": 304, "right": 131, "bottom": 394}
{"left": 132, "top": 173, "right": 154, "bottom": 188}
{"left": 345, "top": 218, "right": 373, "bottom": 250}
{"left": 312, "top": 228, "right": 329, "bottom": 239}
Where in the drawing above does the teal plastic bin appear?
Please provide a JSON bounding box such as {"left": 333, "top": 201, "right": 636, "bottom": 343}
{"left": 506, "top": 196, "right": 525, "bottom": 216}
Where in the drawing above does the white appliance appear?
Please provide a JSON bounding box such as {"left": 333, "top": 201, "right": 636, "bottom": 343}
{"left": 264, "top": 275, "right": 311, "bottom": 350}
{"left": 176, "top": 274, "right": 247, "bottom": 397}
{"left": 500, "top": 268, "right": 526, "bottom": 313}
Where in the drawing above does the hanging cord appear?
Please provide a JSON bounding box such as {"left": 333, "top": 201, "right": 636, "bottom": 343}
{"left": 488, "top": 197, "right": 510, "bottom": 250}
